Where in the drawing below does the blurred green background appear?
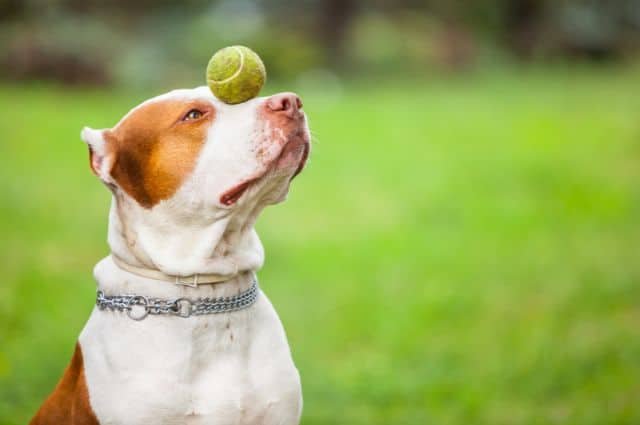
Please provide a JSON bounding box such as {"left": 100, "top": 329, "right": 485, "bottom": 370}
{"left": 1, "top": 1, "right": 640, "bottom": 424}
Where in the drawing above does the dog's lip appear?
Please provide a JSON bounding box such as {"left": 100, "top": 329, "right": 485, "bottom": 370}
{"left": 220, "top": 178, "right": 259, "bottom": 206}
{"left": 219, "top": 135, "right": 309, "bottom": 206}
{"left": 291, "top": 139, "right": 310, "bottom": 179}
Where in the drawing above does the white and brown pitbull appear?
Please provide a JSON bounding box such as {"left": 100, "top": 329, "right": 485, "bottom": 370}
{"left": 31, "top": 87, "right": 310, "bottom": 425}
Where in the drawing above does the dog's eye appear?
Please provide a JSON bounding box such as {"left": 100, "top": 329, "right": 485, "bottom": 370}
{"left": 183, "top": 109, "right": 203, "bottom": 121}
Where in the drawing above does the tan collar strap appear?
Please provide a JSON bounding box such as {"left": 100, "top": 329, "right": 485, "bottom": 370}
{"left": 111, "top": 254, "right": 238, "bottom": 287}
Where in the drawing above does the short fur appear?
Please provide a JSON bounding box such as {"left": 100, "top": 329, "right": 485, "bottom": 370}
{"left": 32, "top": 88, "right": 310, "bottom": 425}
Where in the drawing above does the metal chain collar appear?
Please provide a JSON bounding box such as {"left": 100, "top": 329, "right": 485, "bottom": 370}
{"left": 96, "top": 279, "right": 259, "bottom": 320}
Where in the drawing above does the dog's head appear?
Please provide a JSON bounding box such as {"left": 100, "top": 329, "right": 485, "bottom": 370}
{"left": 80, "top": 87, "right": 310, "bottom": 275}
{"left": 81, "top": 87, "right": 309, "bottom": 215}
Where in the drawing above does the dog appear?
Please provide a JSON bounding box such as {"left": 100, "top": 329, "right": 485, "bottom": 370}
{"left": 30, "top": 87, "right": 310, "bottom": 425}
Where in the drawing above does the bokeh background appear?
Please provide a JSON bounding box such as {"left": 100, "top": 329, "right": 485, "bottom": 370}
{"left": 1, "top": 1, "right": 640, "bottom": 424}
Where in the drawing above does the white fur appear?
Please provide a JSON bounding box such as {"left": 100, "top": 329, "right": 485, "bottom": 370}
{"left": 78, "top": 87, "right": 308, "bottom": 424}
{"left": 80, "top": 260, "right": 302, "bottom": 425}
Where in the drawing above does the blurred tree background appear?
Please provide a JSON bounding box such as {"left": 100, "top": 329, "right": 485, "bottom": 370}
{"left": 2, "top": 0, "right": 640, "bottom": 86}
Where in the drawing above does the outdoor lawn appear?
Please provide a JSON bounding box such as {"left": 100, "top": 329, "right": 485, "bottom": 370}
{"left": 1, "top": 66, "right": 639, "bottom": 424}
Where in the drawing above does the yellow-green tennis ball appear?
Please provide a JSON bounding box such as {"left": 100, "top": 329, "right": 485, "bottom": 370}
{"left": 206, "top": 46, "right": 266, "bottom": 104}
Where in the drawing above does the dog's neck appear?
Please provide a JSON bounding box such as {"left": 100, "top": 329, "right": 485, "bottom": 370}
{"left": 104, "top": 194, "right": 266, "bottom": 282}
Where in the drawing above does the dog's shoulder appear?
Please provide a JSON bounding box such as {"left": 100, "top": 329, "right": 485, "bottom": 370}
{"left": 30, "top": 343, "right": 98, "bottom": 425}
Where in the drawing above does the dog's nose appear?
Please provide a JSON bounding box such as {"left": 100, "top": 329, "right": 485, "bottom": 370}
{"left": 266, "top": 92, "right": 303, "bottom": 118}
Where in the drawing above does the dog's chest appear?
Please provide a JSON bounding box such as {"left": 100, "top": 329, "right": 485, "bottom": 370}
{"left": 79, "top": 296, "right": 302, "bottom": 425}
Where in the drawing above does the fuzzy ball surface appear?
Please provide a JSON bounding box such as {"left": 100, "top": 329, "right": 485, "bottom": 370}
{"left": 206, "top": 46, "right": 266, "bottom": 104}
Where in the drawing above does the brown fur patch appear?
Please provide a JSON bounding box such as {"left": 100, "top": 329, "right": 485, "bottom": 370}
{"left": 105, "top": 99, "right": 215, "bottom": 208}
{"left": 30, "top": 343, "right": 99, "bottom": 425}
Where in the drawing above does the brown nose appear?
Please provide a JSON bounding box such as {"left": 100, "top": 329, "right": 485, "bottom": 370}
{"left": 266, "top": 92, "right": 303, "bottom": 118}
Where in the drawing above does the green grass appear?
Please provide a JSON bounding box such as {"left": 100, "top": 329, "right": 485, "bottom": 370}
{"left": 1, "top": 66, "right": 640, "bottom": 424}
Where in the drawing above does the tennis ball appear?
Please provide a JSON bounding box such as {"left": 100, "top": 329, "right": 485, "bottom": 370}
{"left": 206, "top": 46, "right": 266, "bottom": 104}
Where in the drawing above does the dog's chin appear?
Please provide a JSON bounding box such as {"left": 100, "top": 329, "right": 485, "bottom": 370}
{"left": 275, "top": 133, "right": 310, "bottom": 177}
{"left": 220, "top": 134, "right": 309, "bottom": 207}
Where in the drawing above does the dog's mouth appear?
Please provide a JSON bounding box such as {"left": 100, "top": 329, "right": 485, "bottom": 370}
{"left": 220, "top": 178, "right": 259, "bottom": 206}
{"left": 220, "top": 136, "right": 310, "bottom": 206}
{"left": 282, "top": 132, "right": 310, "bottom": 178}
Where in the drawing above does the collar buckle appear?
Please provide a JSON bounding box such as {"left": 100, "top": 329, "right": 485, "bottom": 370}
{"left": 175, "top": 274, "right": 199, "bottom": 288}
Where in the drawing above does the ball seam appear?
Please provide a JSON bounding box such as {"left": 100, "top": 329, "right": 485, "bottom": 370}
{"left": 209, "top": 46, "right": 245, "bottom": 85}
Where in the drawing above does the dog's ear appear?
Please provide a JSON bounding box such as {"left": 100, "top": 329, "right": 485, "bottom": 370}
{"left": 80, "top": 126, "right": 114, "bottom": 183}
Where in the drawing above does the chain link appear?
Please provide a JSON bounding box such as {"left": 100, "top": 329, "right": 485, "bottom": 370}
{"left": 96, "top": 279, "right": 259, "bottom": 320}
